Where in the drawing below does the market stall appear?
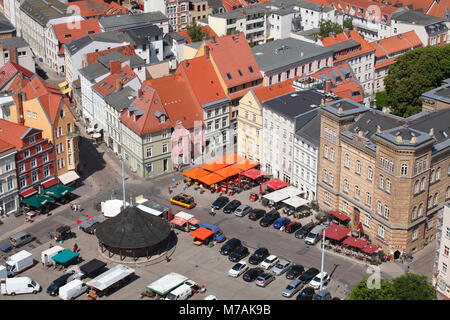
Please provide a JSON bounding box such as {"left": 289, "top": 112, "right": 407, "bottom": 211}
{"left": 330, "top": 210, "right": 351, "bottom": 225}
{"left": 171, "top": 211, "right": 200, "bottom": 232}
{"left": 190, "top": 227, "right": 215, "bottom": 246}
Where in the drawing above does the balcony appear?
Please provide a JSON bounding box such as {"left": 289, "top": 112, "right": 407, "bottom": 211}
{"left": 246, "top": 17, "right": 264, "bottom": 25}
{"left": 246, "top": 26, "right": 265, "bottom": 34}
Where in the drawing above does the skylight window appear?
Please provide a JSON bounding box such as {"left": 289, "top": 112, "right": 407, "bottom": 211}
{"left": 238, "top": 69, "right": 243, "bottom": 76}
{"left": 226, "top": 73, "right": 232, "bottom": 80}
{"left": 248, "top": 66, "right": 254, "bottom": 73}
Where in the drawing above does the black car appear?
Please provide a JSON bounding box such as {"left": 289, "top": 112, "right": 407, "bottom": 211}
{"left": 285, "top": 222, "right": 302, "bottom": 233}
{"left": 46, "top": 273, "right": 74, "bottom": 296}
{"left": 295, "top": 222, "right": 316, "bottom": 239}
{"left": 248, "top": 209, "right": 266, "bottom": 221}
{"left": 286, "top": 264, "right": 305, "bottom": 280}
{"left": 259, "top": 210, "right": 280, "bottom": 227}
{"left": 223, "top": 200, "right": 241, "bottom": 214}
{"left": 249, "top": 247, "right": 270, "bottom": 265}
{"left": 296, "top": 287, "right": 315, "bottom": 300}
{"left": 212, "top": 196, "right": 229, "bottom": 209}
{"left": 220, "top": 238, "right": 242, "bottom": 255}
{"left": 229, "top": 246, "right": 250, "bottom": 262}
{"left": 243, "top": 268, "right": 264, "bottom": 282}
{"left": 298, "top": 267, "right": 320, "bottom": 284}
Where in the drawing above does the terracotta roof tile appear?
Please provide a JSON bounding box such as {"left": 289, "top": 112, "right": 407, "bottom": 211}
{"left": 252, "top": 78, "right": 297, "bottom": 103}
{"left": 321, "top": 29, "right": 375, "bottom": 62}
{"left": 92, "top": 65, "right": 137, "bottom": 97}
{"left": 85, "top": 45, "right": 135, "bottom": 66}
{"left": 0, "top": 138, "right": 15, "bottom": 153}
{"left": 0, "top": 61, "right": 34, "bottom": 90}
{"left": 0, "top": 119, "right": 32, "bottom": 149}
{"left": 66, "top": 0, "right": 128, "bottom": 18}
{"left": 53, "top": 19, "right": 101, "bottom": 47}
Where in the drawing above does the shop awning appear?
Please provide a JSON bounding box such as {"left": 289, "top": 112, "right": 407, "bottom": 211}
{"left": 342, "top": 236, "right": 369, "bottom": 249}
{"left": 219, "top": 154, "right": 247, "bottom": 165}
{"left": 240, "top": 168, "right": 265, "bottom": 180}
{"left": 200, "top": 161, "right": 229, "bottom": 172}
{"left": 52, "top": 249, "right": 79, "bottom": 265}
{"left": 215, "top": 165, "right": 243, "bottom": 178}
{"left": 233, "top": 160, "right": 259, "bottom": 171}
{"left": 171, "top": 216, "right": 187, "bottom": 226}
{"left": 197, "top": 172, "right": 225, "bottom": 186}
{"left": 182, "top": 167, "right": 211, "bottom": 180}
{"left": 282, "top": 196, "right": 309, "bottom": 209}
{"left": 41, "top": 184, "right": 74, "bottom": 199}
{"left": 20, "top": 187, "right": 37, "bottom": 198}
{"left": 362, "top": 244, "right": 380, "bottom": 254}
{"left": 330, "top": 210, "right": 351, "bottom": 221}
{"left": 21, "top": 193, "right": 54, "bottom": 208}
{"left": 41, "top": 178, "right": 59, "bottom": 189}
{"left": 58, "top": 170, "right": 80, "bottom": 185}
{"left": 263, "top": 178, "right": 289, "bottom": 190}
{"left": 190, "top": 227, "right": 214, "bottom": 241}
{"left": 322, "top": 224, "right": 351, "bottom": 242}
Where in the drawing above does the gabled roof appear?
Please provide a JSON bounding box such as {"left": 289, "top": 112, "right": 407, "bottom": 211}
{"left": 251, "top": 78, "right": 297, "bottom": 104}
{"left": 92, "top": 65, "right": 137, "bottom": 98}
{"left": 66, "top": 0, "right": 128, "bottom": 18}
{"left": 85, "top": 44, "right": 135, "bottom": 66}
{"left": 0, "top": 119, "right": 37, "bottom": 149}
{"left": 125, "top": 24, "right": 163, "bottom": 45}
{"left": 52, "top": 19, "right": 101, "bottom": 54}
{"left": 205, "top": 33, "right": 261, "bottom": 88}
{"left": 64, "top": 31, "right": 130, "bottom": 55}
{"left": 177, "top": 26, "right": 218, "bottom": 43}
{"left": 263, "top": 90, "right": 325, "bottom": 119}
{"left": 20, "top": 0, "right": 70, "bottom": 27}
{"left": 321, "top": 29, "right": 374, "bottom": 62}
{"left": 0, "top": 138, "right": 15, "bottom": 154}
{"left": 0, "top": 37, "right": 29, "bottom": 50}
{"left": 0, "top": 12, "right": 15, "bottom": 34}
{"left": 368, "top": 30, "right": 423, "bottom": 58}
{"left": 99, "top": 11, "right": 168, "bottom": 31}
{"left": 0, "top": 61, "right": 34, "bottom": 90}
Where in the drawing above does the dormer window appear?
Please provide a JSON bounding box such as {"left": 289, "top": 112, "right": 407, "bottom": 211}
{"left": 160, "top": 115, "right": 165, "bottom": 123}
{"left": 226, "top": 73, "right": 232, "bottom": 80}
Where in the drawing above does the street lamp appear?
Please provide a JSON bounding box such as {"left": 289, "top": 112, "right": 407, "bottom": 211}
{"left": 320, "top": 219, "right": 330, "bottom": 292}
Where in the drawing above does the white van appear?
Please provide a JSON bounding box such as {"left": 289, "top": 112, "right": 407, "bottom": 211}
{"left": 59, "top": 279, "right": 88, "bottom": 300}
{"left": 305, "top": 225, "right": 327, "bottom": 245}
{"left": 0, "top": 277, "right": 41, "bottom": 295}
{"left": 6, "top": 250, "right": 34, "bottom": 277}
{"left": 41, "top": 246, "right": 64, "bottom": 266}
{"left": 165, "top": 284, "right": 193, "bottom": 300}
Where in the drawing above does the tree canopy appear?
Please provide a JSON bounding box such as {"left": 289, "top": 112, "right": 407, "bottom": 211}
{"left": 383, "top": 44, "right": 450, "bottom": 117}
{"left": 187, "top": 21, "right": 210, "bottom": 42}
{"left": 349, "top": 273, "right": 437, "bottom": 300}
{"left": 315, "top": 19, "right": 343, "bottom": 38}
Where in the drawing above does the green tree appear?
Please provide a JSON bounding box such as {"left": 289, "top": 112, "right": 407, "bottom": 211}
{"left": 187, "top": 21, "right": 210, "bottom": 42}
{"left": 383, "top": 44, "right": 450, "bottom": 117}
{"left": 343, "top": 18, "right": 353, "bottom": 30}
{"left": 348, "top": 278, "right": 396, "bottom": 300}
{"left": 313, "top": 19, "right": 343, "bottom": 40}
{"left": 375, "top": 91, "right": 390, "bottom": 110}
{"left": 392, "top": 273, "right": 437, "bottom": 300}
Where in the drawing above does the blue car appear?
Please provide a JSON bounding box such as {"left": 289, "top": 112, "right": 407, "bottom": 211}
{"left": 273, "top": 217, "right": 291, "bottom": 229}
{"left": 199, "top": 222, "right": 226, "bottom": 242}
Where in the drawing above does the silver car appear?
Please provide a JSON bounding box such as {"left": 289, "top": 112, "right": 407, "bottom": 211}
{"left": 255, "top": 273, "right": 275, "bottom": 287}
{"left": 281, "top": 279, "right": 304, "bottom": 298}
{"left": 234, "top": 205, "right": 252, "bottom": 217}
{"left": 271, "top": 259, "right": 292, "bottom": 276}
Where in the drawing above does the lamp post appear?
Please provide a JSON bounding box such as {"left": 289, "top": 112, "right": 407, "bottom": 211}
{"left": 121, "top": 158, "right": 126, "bottom": 211}
{"left": 320, "top": 219, "right": 329, "bottom": 292}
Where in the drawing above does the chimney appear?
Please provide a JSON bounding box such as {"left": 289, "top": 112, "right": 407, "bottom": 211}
{"left": 109, "top": 60, "right": 121, "bottom": 75}
{"left": 325, "top": 80, "right": 332, "bottom": 93}
{"left": 396, "top": 135, "right": 403, "bottom": 143}
{"left": 337, "top": 106, "right": 343, "bottom": 114}
{"left": 410, "top": 136, "right": 417, "bottom": 144}
{"left": 8, "top": 47, "right": 18, "bottom": 64}
{"left": 204, "top": 44, "right": 210, "bottom": 60}
{"left": 14, "top": 92, "right": 25, "bottom": 125}
{"left": 429, "top": 128, "right": 434, "bottom": 136}
{"left": 116, "top": 78, "right": 123, "bottom": 91}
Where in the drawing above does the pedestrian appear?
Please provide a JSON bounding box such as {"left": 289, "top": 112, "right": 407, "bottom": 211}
{"left": 210, "top": 207, "right": 215, "bottom": 216}
{"left": 73, "top": 243, "right": 78, "bottom": 253}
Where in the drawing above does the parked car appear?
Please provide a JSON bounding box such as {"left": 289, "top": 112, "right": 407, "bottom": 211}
{"left": 260, "top": 255, "right": 279, "bottom": 270}
{"left": 46, "top": 273, "right": 75, "bottom": 296}
{"left": 305, "top": 225, "right": 327, "bottom": 245}
{"left": 170, "top": 193, "right": 196, "bottom": 209}
{"left": 223, "top": 200, "right": 241, "bottom": 214}
{"left": 259, "top": 210, "right": 280, "bottom": 227}
{"left": 9, "top": 232, "right": 34, "bottom": 248}
{"left": 199, "top": 223, "right": 226, "bottom": 243}
{"left": 273, "top": 217, "right": 291, "bottom": 229}
{"left": 281, "top": 279, "right": 304, "bottom": 298}
{"left": 212, "top": 196, "right": 229, "bottom": 210}
{"left": 220, "top": 238, "right": 242, "bottom": 255}
{"left": 243, "top": 268, "right": 264, "bottom": 282}
{"left": 234, "top": 205, "right": 252, "bottom": 217}
{"left": 309, "top": 272, "right": 330, "bottom": 289}
{"left": 228, "top": 246, "right": 249, "bottom": 262}
{"left": 248, "top": 209, "right": 266, "bottom": 221}
{"left": 312, "top": 290, "right": 332, "bottom": 300}
{"left": 255, "top": 273, "right": 275, "bottom": 287}
{"left": 271, "top": 259, "right": 292, "bottom": 276}
{"left": 286, "top": 264, "right": 305, "bottom": 280}
{"left": 285, "top": 222, "right": 302, "bottom": 233}
{"left": 296, "top": 287, "right": 315, "bottom": 300}
{"left": 249, "top": 247, "right": 270, "bottom": 265}
{"left": 298, "top": 267, "right": 320, "bottom": 284}
{"left": 228, "top": 261, "right": 249, "bottom": 278}
{"left": 295, "top": 222, "right": 316, "bottom": 239}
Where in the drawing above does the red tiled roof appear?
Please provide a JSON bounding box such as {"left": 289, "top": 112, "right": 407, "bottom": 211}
{"left": 205, "top": 33, "right": 262, "bottom": 89}
{"left": 0, "top": 61, "right": 34, "bottom": 90}
{"left": 85, "top": 45, "right": 135, "bottom": 66}
{"left": 0, "top": 138, "right": 15, "bottom": 153}
{"left": 119, "top": 85, "right": 172, "bottom": 135}
{"left": 374, "top": 59, "right": 396, "bottom": 70}
{"left": 177, "top": 26, "right": 218, "bottom": 43}
{"left": 0, "top": 119, "right": 33, "bottom": 149}
{"left": 369, "top": 30, "right": 423, "bottom": 57}
{"left": 252, "top": 78, "right": 297, "bottom": 104}
{"left": 321, "top": 30, "right": 375, "bottom": 63}
{"left": 66, "top": 0, "right": 128, "bottom": 18}
{"left": 53, "top": 19, "right": 101, "bottom": 55}
{"left": 92, "top": 65, "right": 137, "bottom": 97}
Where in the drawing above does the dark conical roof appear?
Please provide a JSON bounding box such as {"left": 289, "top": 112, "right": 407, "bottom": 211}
{"left": 96, "top": 206, "right": 171, "bottom": 249}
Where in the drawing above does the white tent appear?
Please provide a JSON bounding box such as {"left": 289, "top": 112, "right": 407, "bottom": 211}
{"left": 102, "top": 199, "right": 130, "bottom": 218}
{"left": 263, "top": 186, "right": 304, "bottom": 203}
{"left": 175, "top": 211, "right": 194, "bottom": 221}
{"left": 58, "top": 170, "right": 80, "bottom": 185}
{"left": 282, "top": 196, "right": 309, "bottom": 209}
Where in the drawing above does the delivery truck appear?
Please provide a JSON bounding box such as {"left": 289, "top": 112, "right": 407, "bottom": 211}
{"left": 5, "top": 250, "right": 34, "bottom": 277}
{"left": 146, "top": 272, "right": 188, "bottom": 297}
{"left": 41, "top": 246, "right": 64, "bottom": 266}
{"left": 86, "top": 264, "right": 135, "bottom": 297}
{"left": 0, "top": 277, "right": 41, "bottom": 295}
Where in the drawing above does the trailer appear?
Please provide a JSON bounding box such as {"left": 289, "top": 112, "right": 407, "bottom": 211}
{"left": 86, "top": 264, "right": 134, "bottom": 297}
{"left": 146, "top": 272, "right": 188, "bottom": 297}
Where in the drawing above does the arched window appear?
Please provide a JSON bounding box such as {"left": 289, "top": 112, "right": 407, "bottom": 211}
{"left": 377, "top": 201, "right": 383, "bottom": 215}
{"left": 368, "top": 166, "right": 373, "bottom": 181}
{"left": 386, "top": 179, "right": 391, "bottom": 193}
{"left": 436, "top": 168, "right": 440, "bottom": 181}
{"left": 447, "top": 186, "right": 450, "bottom": 199}
{"left": 356, "top": 160, "right": 361, "bottom": 174}
{"left": 323, "top": 169, "right": 328, "bottom": 183}
{"left": 355, "top": 185, "right": 360, "bottom": 200}
{"left": 411, "top": 206, "right": 417, "bottom": 220}
{"left": 418, "top": 203, "right": 423, "bottom": 217}
{"left": 401, "top": 164, "right": 408, "bottom": 176}
{"left": 344, "top": 179, "right": 349, "bottom": 193}
{"left": 420, "top": 177, "right": 425, "bottom": 191}
{"left": 414, "top": 180, "right": 419, "bottom": 194}
{"left": 430, "top": 170, "right": 435, "bottom": 183}
{"left": 345, "top": 154, "right": 350, "bottom": 168}
{"left": 433, "top": 193, "right": 438, "bottom": 206}
{"left": 384, "top": 205, "right": 389, "bottom": 219}
{"left": 379, "top": 175, "right": 384, "bottom": 189}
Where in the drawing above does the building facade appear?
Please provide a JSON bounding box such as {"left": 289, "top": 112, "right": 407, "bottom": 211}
{"left": 0, "top": 139, "right": 18, "bottom": 216}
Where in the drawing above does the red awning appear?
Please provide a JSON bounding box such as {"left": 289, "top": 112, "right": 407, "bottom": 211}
{"left": 171, "top": 216, "right": 187, "bottom": 226}
{"left": 183, "top": 167, "right": 211, "bottom": 180}
{"left": 342, "top": 236, "right": 369, "bottom": 249}
{"left": 188, "top": 218, "right": 200, "bottom": 225}
{"left": 190, "top": 227, "right": 214, "bottom": 241}
{"left": 322, "top": 224, "right": 351, "bottom": 241}
{"left": 42, "top": 178, "right": 58, "bottom": 189}
{"left": 76, "top": 216, "right": 93, "bottom": 224}
{"left": 240, "top": 168, "right": 266, "bottom": 180}
{"left": 20, "top": 187, "right": 37, "bottom": 198}
{"left": 362, "top": 244, "right": 380, "bottom": 254}
{"left": 263, "top": 178, "right": 289, "bottom": 190}
{"left": 330, "top": 210, "right": 350, "bottom": 221}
